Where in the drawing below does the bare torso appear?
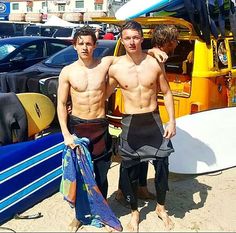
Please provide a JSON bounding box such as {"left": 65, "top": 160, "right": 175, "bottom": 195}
{"left": 109, "top": 54, "right": 161, "bottom": 114}
{"left": 65, "top": 58, "right": 111, "bottom": 119}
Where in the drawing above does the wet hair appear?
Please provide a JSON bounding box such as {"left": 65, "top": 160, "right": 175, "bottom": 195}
{"left": 151, "top": 24, "right": 179, "bottom": 47}
{"left": 120, "top": 20, "right": 143, "bottom": 37}
{"left": 73, "top": 26, "right": 97, "bottom": 45}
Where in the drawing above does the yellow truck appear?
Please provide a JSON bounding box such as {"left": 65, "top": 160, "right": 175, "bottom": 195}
{"left": 94, "top": 16, "right": 236, "bottom": 126}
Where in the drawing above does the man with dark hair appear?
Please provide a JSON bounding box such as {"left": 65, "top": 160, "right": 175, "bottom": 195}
{"left": 57, "top": 26, "right": 167, "bottom": 231}
{"left": 107, "top": 20, "right": 176, "bottom": 231}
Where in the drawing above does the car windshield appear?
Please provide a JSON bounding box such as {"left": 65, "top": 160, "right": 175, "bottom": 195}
{"left": 53, "top": 28, "right": 73, "bottom": 37}
{"left": 44, "top": 45, "right": 77, "bottom": 66}
{"left": 0, "top": 44, "right": 18, "bottom": 60}
{"left": 25, "top": 26, "right": 40, "bottom": 36}
{"left": 44, "top": 43, "right": 113, "bottom": 67}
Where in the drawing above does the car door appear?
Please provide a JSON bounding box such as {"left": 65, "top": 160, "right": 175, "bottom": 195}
{"left": 3, "top": 41, "right": 45, "bottom": 72}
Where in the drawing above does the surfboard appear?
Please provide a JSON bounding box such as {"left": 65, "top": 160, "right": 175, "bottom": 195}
{"left": 0, "top": 132, "right": 64, "bottom": 224}
{"left": 168, "top": 107, "right": 236, "bottom": 174}
{"left": 16, "top": 93, "right": 55, "bottom": 137}
{"left": 115, "top": 0, "right": 183, "bottom": 20}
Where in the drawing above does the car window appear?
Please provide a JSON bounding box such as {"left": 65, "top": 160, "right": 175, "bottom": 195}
{"left": 44, "top": 43, "right": 113, "bottom": 67}
{"left": 15, "top": 43, "right": 44, "bottom": 60}
{"left": 93, "top": 47, "right": 109, "bottom": 58}
{"left": 53, "top": 28, "right": 73, "bottom": 38}
{"left": 24, "top": 26, "right": 40, "bottom": 36}
{"left": 41, "top": 28, "right": 56, "bottom": 37}
{"left": 165, "top": 40, "right": 194, "bottom": 75}
{"left": 44, "top": 46, "right": 77, "bottom": 66}
{"left": 229, "top": 40, "right": 236, "bottom": 69}
{"left": 0, "top": 44, "right": 17, "bottom": 60}
{"left": 0, "top": 23, "right": 14, "bottom": 37}
{"left": 46, "top": 42, "right": 69, "bottom": 56}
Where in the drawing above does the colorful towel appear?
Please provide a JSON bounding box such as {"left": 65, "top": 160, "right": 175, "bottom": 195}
{"left": 60, "top": 136, "right": 122, "bottom": 231}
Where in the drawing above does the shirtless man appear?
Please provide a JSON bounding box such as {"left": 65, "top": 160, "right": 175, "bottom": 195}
{"left": 107, "top": 21, "right": 176, "bottom": 232}
{"left": 57, "top": 27, "right": 166, "bottom": 231}
{"left": 115, "top": 24, "right": 180, "bottom": 206}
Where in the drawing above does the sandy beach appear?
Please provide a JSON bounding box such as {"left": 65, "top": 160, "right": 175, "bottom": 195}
{"left": 1, "top": 157, "right": 236, "bottom": 232}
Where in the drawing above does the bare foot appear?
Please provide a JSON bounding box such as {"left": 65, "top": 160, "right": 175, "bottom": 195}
{"left": 137, "top": 186, "right": 155, "bottom": 200}
{"left": 68, "top": 218, "right": 82, "bottom": 232}
{"left": 156, "top": 207, "right": 174, "bottom": 230}
{"left": 104, "top": 225, "right": 120, "bottom": 232}
{"left": 126, "top": 210, "right": 139, "bottom": 232}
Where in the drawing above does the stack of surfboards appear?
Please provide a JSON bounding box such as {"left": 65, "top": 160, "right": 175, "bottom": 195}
{"left": 0, "top": 132, "right": 64, "bottom": 224}
{"left": 0, "top": 93, "right": 64, "bottom": 224}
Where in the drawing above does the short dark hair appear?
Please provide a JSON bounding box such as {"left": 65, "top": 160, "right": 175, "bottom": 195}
{"left": 121, "top": 20, "right": 143, "bottom": 37}
{"left": 152, "top": 24, "right": 179, "bottom": 47}
{"left": 73, "top": 26, "right": 97, "bottom": 45}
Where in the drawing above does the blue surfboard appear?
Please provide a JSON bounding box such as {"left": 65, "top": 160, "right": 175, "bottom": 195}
{"left": 0, "top": 132, "right": 64, "bottom": 224}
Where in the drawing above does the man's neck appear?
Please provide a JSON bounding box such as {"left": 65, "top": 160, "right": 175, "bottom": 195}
{"left": 77, "top": 57, "right": 96, "bottom": 68}
{"left": 126, "top": 51, "right": 145, "bottom": 65}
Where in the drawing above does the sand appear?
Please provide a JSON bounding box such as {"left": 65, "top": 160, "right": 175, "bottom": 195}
{"left": 1, "top": 159, "right": 236, "bottom": 232}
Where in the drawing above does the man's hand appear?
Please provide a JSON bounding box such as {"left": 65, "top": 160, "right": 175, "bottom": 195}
{"left": 64, "top": 133, "right": 76, "bottom": 149}
{"left": 163, "top": 121, "right": 176, "bottom": 139}
{"left": 147, "top": 47, "right": 168, "bottom": 63}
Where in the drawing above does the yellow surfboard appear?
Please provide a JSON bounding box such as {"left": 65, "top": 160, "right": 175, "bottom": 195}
{"left": 16, "top": 93, "right": 55, "bottom": 137}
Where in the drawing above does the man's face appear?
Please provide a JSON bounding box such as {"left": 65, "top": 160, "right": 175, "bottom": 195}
{"left": 167, "top": 39, "right": 178, "bottom": 55}
{"left": 121, "top": 29, "right": 143, "bottom": 54}
{"left": 74, "top": 35, "right": 96, "bottom": 59}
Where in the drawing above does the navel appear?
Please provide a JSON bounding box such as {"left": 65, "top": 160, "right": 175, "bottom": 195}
{"left": 150, "top": 83, "right": 153, "bottom": 86}
{"left": 125, "top": 85, "right": 128, "bottom": 88}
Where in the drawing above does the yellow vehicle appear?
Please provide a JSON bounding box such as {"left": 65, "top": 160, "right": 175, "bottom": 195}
{"left": 94, "top": 17, "right": 236, "bottom": 126}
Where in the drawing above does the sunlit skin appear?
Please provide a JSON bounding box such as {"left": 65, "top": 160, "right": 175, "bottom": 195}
{"left": 107, "top": 28, "right": 176, "bottom": 232}
{"left": 58, "top": 34, "right": 167, "bottom": 150}
{"left": 57, "top": 30, "right": 171, "bottom": 233}
{"left": 57, "top": 35, "right": 114, "bottom": 149}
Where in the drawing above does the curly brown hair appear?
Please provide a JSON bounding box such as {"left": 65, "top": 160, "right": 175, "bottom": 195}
{"left": 73, "top": 26, "right": 97, "bottom": 45}
{"left": 151, "top": 24, "right": 179, "bottom": 47}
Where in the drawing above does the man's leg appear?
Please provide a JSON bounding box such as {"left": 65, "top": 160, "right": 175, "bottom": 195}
{"left": 153, "top": 157, "right": 174, "bottom": 230}
{"left": 115, "top": 165, "right": 130, "bottom": 208}
{"left": 120, "top": 161, "right": 140, "bottom": 232}
{"left": 138, "top": 161, "right": 155, "bottom": 200}
{"left": 93, "top": 155, "right": 112, "bottom": 199}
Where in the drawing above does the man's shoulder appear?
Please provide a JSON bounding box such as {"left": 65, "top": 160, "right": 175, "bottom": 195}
{"left": 60, "top": 61, "right": 77, "bottom": 75}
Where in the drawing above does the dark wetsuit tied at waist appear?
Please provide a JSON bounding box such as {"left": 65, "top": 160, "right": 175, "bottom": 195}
{"left": 119, "top": 111, "right": 174, "bottom": 165}
{"left": 69, "top": 115, "right": 112, "bottom": 160}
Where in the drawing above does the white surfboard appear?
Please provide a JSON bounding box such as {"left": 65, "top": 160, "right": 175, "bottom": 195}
{"left": 115, "top": 0, "right": 180, "bottom": 20}
{"left": 169, "top": 107, "right": 236, "bottom": 174}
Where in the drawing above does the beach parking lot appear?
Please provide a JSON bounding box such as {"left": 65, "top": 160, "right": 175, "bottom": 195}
{"left": 1, "top": 160, "right": 236, "bottom": 232}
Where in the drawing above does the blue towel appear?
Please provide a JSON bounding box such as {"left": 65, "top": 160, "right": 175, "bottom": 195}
{"left": 60, "top": 135, "right": 122, "bottom": 231}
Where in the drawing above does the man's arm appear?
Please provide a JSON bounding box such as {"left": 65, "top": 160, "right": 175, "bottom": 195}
{"left": 106, "top": 75, "right": 118, "bottom": 100}
{"left": 57, "top": 67, "right": 75, "bottom": 148}
{"left": 100, "top": 56, "right": 119, "bottom": 99}
{"left": 145, "top": 47, "right": 168, "bottom": 63}
{"left": 158, "top": 68, "right": 176, "bottom": 138}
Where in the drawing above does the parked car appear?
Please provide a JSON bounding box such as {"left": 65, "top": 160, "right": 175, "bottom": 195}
{"left": 0, "top": 36, "right": 71, "bottom": 73}
{"left": 0, "top": 40, "right": 116, "bottom": 94}
{"left": 24, "top": 25, "right": 60, "bottom": 37}
{"left": 0, "top": 21, "right": 33, "bottom": 38}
